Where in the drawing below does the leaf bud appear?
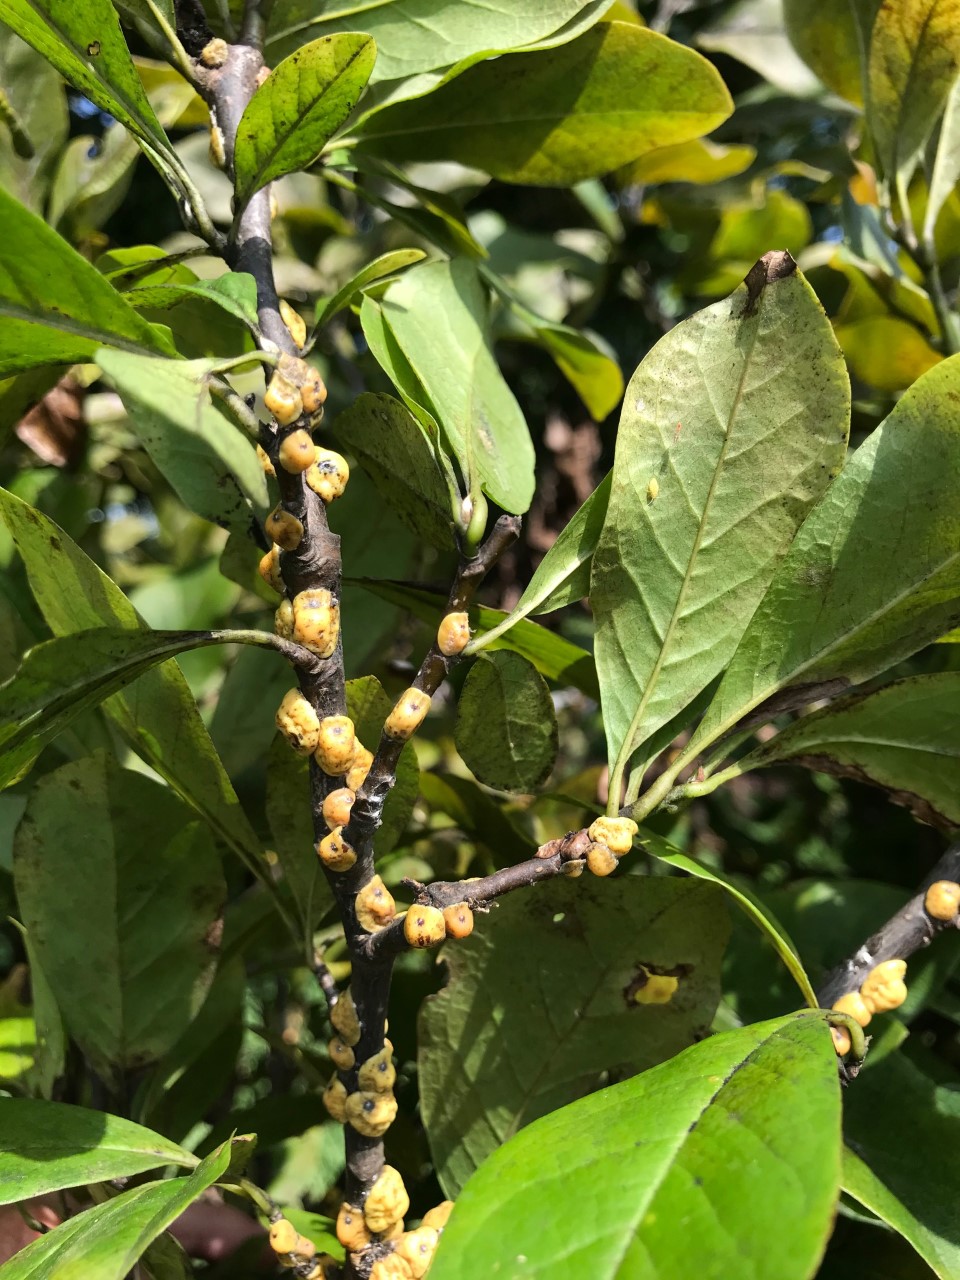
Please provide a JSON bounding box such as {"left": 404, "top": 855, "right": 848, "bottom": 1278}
{"left": 831, "top": 1024, "right": 852, "bottom": 1057}
{"left": 437, "top": 611, "right": 470, "bottom": 657}
{"left": 442, "top": 902, "right": 474, "bottom": 939}
{"left": 420, "top": 1201, "right": 454, "bottom": 1231}
{"left": 323, "top": 787, "right": 356, "bottom": 830}
{"left": 328, "top": 1035, "right": 355, "bottom": 1070}
{"left": 585, "top": 843, "right": 618, "bottom": 877}
{"left": 269, "top": 1219, "right": 299, "bottom": 1254}
{"left": 336, "top": 1202, "right": 371, "bottom": 1252}
{"left": 860, "top": 959, "right": 908, "bottom": 1014}
{"left": 357, "top": 1045, "right": 396, "bottom": 1093}
{"left": 280, "top": 299, "right": 307, "bottom": 349}
{"left": 264, "top": 372, "right": 303, "bottom": 426}
{"left": 355, "top": 874, "right": 397, "bottom": 932}
{"left": 259, "top": 544, "right": 283, "bottom": 592}
{"left": 925, "top": 880, "right": 960, "bottom": 921}
{"left": 344, "top": 1089, "right": 397, "bottom": 1137}
{"left": 275, "top": 688, "right": 320, "bottom": 754}
{"left": 322, "top": 1075, "right": 348, "bottom": 1121}
{"left": 317, "top": 827, "right": 357, "bottom": 872}
{"left": 265, "top": 504, "right": 304, "bottom": 551}
{"left": 404, "top": 904, "right": 446, "bottom": 948}
{"left": 396, "top": 1226, "right": 439, "bottom": 1278}
{"left": 587, "top": 816, "right": 638, "bottom": 856}
{"left": 314, "top": 715, "right": 357, "bottom": 774}
{"left": 274, "top": 598, "right": 295, "bottom": 640}
{"left": 306, "top": 451, "right": 350, "bottom": 503}
{"left": 293, "top": 589, "right": 340, "bottom": 659}
{"left": 384, "top": 687, "right": 431, "bottom": 740}
{"left": 278, "top": 428, "right": 316, "bottom": 474}
{"left": 363, "top": 1165, "right": 410, "bottom": 1234}
{"left": 330, "top": 987, "right": 361, "bottom": 1046}
{"left": 345, "top": 745, "right": 374, "bottom": 791}
{"left": 831, "top": 991, "right": 872, "bottom": 1027}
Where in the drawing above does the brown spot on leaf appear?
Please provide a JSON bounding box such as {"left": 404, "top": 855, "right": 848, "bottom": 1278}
{"left": 740, "top": 250, "right": 798, "bottom": 317}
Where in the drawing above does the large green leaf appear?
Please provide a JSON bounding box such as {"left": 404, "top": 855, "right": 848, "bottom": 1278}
{"left": 14, "top": 753, "right": 227, "bottom": 1078}
{"left": 0, "top": 491, "right": 267, "bottom": 881}
{"left": 0, "top": 1139, "right": 235, "bottom": 1280}
{"left": 0, "top": 1099, "right": 194, "bottom": 1205}
{"left": 737, "top": 673, "right": 960, "bottom": 829}
{"left": 372, "top": 259, "right": 535, "bottom": 514}
{"left": 783, "top": 0, "right": 871, "bottom": 104}
{"left": 591, "top": 254, "right": 850, "bottom": 791}
{"left": 455, "top": 652, "right": 558, "bottom": 791}
{"left": 312, "top": 247, "right": 426, "bottom": 330}
{"left": 333, "top": 393, "right": 456, "bottom": 550}
{"left": 233, "top": 33, "right": 376, "bottom": 209}
{"left": 0, "top": 186, "right": 174, "bottom": 374}
{"left": 842, "top": 1051, "right": 960, "bottom": 1278}
{"left": 267, "top": 0, "right": 605, "bottom": 82}
{"left": 0, "top": 626, "right": 278, "bottom": 789}
{"left": 682, "top": 354, "right": 960, "bottom": 768}
{"left": 867, "top": 0, "right": 960, "bottom": 191}
{"left": 419, "top": 875, "right": 730, "bottom": 1196}
{"left": 353, "top": 22, "right": 732, "bottom": 185}
{"left": 96, "top": 351, "right": 268, "bottom": 534}
{"left": 356, "top": 579, "right": 598, "bottom": 697}
{"left": 427, "top": 1011, "right": 841, "bottom": 1279}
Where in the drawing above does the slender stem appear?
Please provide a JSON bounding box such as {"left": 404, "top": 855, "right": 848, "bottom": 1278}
{"left": 670, "top": 760, "right": 745, "bottom": 802}
{"left": 145, "top": 0, "right": 198, "bottom": 84}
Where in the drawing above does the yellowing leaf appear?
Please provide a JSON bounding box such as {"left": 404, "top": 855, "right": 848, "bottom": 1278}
{"left": 836, "top": 315, "right": 942, "bottom": 391}
{"left": 616, "top": 138, "right": 755, "bottom": 186}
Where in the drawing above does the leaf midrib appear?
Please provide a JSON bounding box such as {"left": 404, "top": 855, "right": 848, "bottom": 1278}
{"left": 0, "top": 300, "right": 163, "bottom": 359}
{"left": 614, "top": 314, "right": 760, "bottom": 781}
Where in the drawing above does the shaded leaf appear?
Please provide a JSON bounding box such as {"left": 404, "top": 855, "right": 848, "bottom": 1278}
{"left": 0, "top": 1139, "right": 235, "bottom": 1280}
{"left": 686, "top": 354, "right": 960, "bottom": 763}
{"left": 697, "top": 0, "right": 823, "bottom": 96}
{"left": 0, "top": 625, "right": 277, "bottom": 789}
{"left": 346, "top": 675, "right": 419, "bottom": 854}
{"left": 925, "top": 74, "right": 960, "bottom": 245}
{"left": 616, "top": 136, "right": 756, "bottom": 186}
{"left": 96, "top": 350, "right": 268, "bottom": 534}
{"left": 429, "top": 1012, "right": 839, "bottom": 1280}
{"left": 455, "top": 652, "right": 557, "bottom": 791}
{"left": 311, "top": 247, "right": 426, "bottom": 330}
{"left": 233, "top": 34, "right": 376, "bottom": 208}
{"left": 591, "top": 254, "right": 850, "bottom": 786}
{"left": 265, "top": 737, "right": 328, "bottom": 948}
{"left": 420, "top": 875, "right": 730, "bottom": 1197}
{"left": 0, "top": 1099, "right": 194, "bottom": 1205}
{"left": 123, "top": 272, "right": 259, "bottom": 329}
{"left": 333, "top": 393, "right": 456, "bottom": 550}
{"left": 842, "top": 1051, "right": 960, "bottom": 1278}
{"left": 867, "top": 0, "right": 960, "bottom": 189}
{"left": 0, "top": 491, "right": 268, "bottom": 882}
{"left": 354, "top": 22, "right": 732, "bottom": 185}
{"left": 418, "top": 772, "right": 537, "bottom": 866}
{"left": 0, "top": 185, "right": 174, "bottom": 374}
{"left": 0, "top": 25, "right": 69, "bottom": 212}
{"left": 374, "top": 259, "right": 535, "bottom": 514}
{"left": 739, "top": 673, "right": 960, "bottom": 829}
{"left": 836, "top": 315, "right": 942, "bottom": 392}
{"left": 783, "top": 0, "right": 870, "bottom": 104}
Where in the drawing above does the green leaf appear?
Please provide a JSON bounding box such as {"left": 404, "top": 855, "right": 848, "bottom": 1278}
{"left": 0, "top": 625, "right": 279, "bottom": 789}
{"left": 346, "top": 675, "right": 419, "bottom": 854}
{"left": 696, "top": 0, "right": 823, "bottom": 97}
{"left": 14, "top": 752, "right": 227, "bottom": 1078}
{"left": 737, "top": 673, "right": 960, "bottom": 829}
{"left": 374, "top": 259, "right": 535, "bottom": 514}
{"left": 96, "top": 350, "right": 268, "bottom": 533}
{"left": 0, "top": 25, "right": 69, "bottom": 212}
{"left": 591, "top": 254, "right": 850, "bottom": 788}
{"left": 455, "top": 652, "right": 558, "bottom": 791}
{"left": 685, "top": 354, "right": 960, "bottom": 765}
{"left": 867, "top": 0, "right": 960, "bottom": 190}
{"left": 616, "top": 137, "right": 756, "bottom": 186}
{"left": 0, "top": 185, "right": 174, "bottom": 374}
{"left": 429, "top": 1009, "right": 840, "bottom": 1279}
{"left": 123, "top": 272, "right": 260, "bottom": 329}
{"left": 0, "top": 491, "right": 268, "bottom": 882}
{"left": 267, "top": 0, "right": 606, "bottom": 83}
{"left": 311, "top": 248, "right": 426, "bottom": 331}
{"left": 266, "top": 737, "right": 329, "bottom": 948}
{"left": 420, "top": 875, "right": 730, "bottom": 1197}
{"left": 641, "top": 828, "right": 819, "bottom": 1008}
{"left": 836, "top": 315, "right": 942, "bottom": 393}
{"left": 925, "top": 73, "right": 960, "bottom": 245}
{"left": 783, "top": 0, "right": 869, "bottom": 104}
{"left": 0, "top": 0, "right": 169, "bottom": 156}
{"left": 233, "top": 34, "right": 376, "bottom": 209}
{"left": 0, "top": 1138, "right": 235, "bottom": 1280}
{"left": 418, "top": 772, "right": 537, "bottom": 865}
{"left": 0, "top": 1099, "right": 194, "bottom": 1205}
{"left": 842, "top": 1051, "right": 960, "bottom": 1278}
{"left": 356, "top": 580, "right": 599, "bottom": 697}
{"left": 354, "top": 21, "right": 731, "bottom": 184}
{"left": 333, "top": 393, "right": 456, "bottom": 550}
